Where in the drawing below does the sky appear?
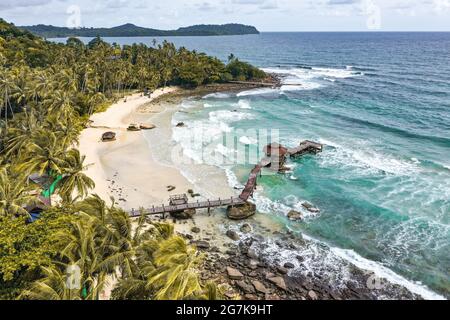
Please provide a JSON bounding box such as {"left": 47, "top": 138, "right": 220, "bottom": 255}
{"left": 1, "top": 0, "right": 450, "bottom": 31}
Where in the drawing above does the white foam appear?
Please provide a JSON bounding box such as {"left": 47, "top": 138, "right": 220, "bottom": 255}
{"left": 203, "top": 92, "right": 232, "bottom": 99}
{"left": 235, "top": 99, "right": 252, "bottom": 109}
{"left": 330, "top": 247, "right": 446, "bottom": 300}
{"left": 239, "top": 136, "right": 258, "bottom": 145}
{"left": 209, "top": 110, "right": 255, "bottom": 123}
{"left": 237, "top": 88, "right": 279, "bottom": 97}
{"left": 318, "top": 138, "right": 420, "bottom": 176}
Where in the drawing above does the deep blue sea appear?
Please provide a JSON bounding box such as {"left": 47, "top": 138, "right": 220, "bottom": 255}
{"left": 53, "top": 33, "right": 450, "bottom": 298}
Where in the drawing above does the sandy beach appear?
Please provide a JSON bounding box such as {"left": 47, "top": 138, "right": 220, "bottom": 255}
{"left": 79, "top": 87, "right": 195, "bottom": 211}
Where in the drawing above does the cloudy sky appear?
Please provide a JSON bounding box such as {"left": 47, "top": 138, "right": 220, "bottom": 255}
{"left": 1, "top": 0, "right": 450, "bottom": 31}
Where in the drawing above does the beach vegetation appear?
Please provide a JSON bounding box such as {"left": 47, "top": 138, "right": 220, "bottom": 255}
{"left": 0, "top": 18, "right": 247, "bottom": 300}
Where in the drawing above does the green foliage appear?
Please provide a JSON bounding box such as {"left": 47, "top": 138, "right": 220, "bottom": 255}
{"left": 0, "top": 18, "right": 256, "bottom": 300}
{"left": 0, "top": 212, "right": 74, "bottom": 282}
{"left": 19, "top": 23, "right": 259, "bottom": 38}
{"left": 226, "top": 57, "right": 266, "bottom": 81}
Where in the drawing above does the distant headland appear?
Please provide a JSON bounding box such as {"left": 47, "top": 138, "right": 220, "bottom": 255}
{"left": 18, "top": 23, "right": 260, "bottom": 38}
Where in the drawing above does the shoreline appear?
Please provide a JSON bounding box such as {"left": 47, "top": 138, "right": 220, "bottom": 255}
{"left": 78, "top": 82, "right": 444, "bottom": 301}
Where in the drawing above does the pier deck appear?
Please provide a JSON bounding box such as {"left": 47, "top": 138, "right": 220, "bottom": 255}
{"left": 129, "top": 140, "right": 323, "bottom": 218}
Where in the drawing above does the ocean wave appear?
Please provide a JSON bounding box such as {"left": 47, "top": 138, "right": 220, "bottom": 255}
{"left": 330, "top": 246, "right": 446, "bottom": 300}
{"left": 203, "top": 92, "right": 232, "bottom": 99}
{"left": 234, "top": 99, "right": 252, "bottom": 109}
{"left": 209, "top": 110, "right": 255, "bottom": 123}
{"left": 236, "top": 88, "right": 279, "bottom": 97}
{"left": 318, "top": 138, "right": 421, "bottom": 176}
{"left": 239, "top": 136, "right": 258, "bottom": 145}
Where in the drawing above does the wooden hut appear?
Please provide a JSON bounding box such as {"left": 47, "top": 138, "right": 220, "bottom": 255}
{"left": 263, "top": 143, "right": 288, "bottom": 170}
{"left": 102, "top": 131, "right": 116, "bottom": 142}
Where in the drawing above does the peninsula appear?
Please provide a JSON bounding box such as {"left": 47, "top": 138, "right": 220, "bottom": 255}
{"left": 19, "top": 23, "right": 260, "bottom": 38}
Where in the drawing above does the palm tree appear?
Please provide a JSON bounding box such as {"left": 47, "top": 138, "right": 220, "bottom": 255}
{"left": 16, "top": 131, "right": 66, "bottom": 177}
{"left": 5, "top": 108, "right": 39, "bottom": 157}
{"left": 19, "top": 266, "right": 82, "bottom": 300}
{"left": 0, "top": 165, "right": 34, "bottom": 217}
{"left": 58, "top": 149, "right": 95, "bottom": 203}
{"left": 0, "top": 68, "right": 16, "bottom": 129}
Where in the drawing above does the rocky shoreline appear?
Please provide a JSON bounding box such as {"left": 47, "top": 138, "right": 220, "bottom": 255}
{"left": 195, "top": 227, "right": 421, "bottom": 300}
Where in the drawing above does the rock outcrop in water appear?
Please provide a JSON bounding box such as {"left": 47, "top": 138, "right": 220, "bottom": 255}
{"left": 227, "top": 203, "right": 256, "bottom": 220}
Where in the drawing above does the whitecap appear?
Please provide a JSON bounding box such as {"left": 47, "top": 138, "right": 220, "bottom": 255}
{"left": 203, "top": 92, "right": 231, "bottom": 99}
{"left": 239, "top": 136, "right": 258, "bottom": 145}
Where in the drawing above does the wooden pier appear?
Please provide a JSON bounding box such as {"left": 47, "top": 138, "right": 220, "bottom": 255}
{"left": 129, "top": 140, "right": 323, "bottom": 218}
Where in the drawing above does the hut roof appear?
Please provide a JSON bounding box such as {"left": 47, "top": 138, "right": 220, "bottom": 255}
{"left": 102, "top": 131, "right": 116, "bottom": 141}
{"left": 263, "top": 143, "right": 288, "bottom": 157}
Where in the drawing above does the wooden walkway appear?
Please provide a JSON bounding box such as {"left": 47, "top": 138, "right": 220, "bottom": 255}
{"left": 129, "top": 140, "right": 323, "bottom": 218}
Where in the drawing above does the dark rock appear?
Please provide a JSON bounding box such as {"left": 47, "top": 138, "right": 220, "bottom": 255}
{"left": 176, "top": 122, "right": 185, "bottom": 127}
{"left": 225, "top": 250, "right": 237, "bottom": 256}
{"left": 302, "top": 202, "right": 320, "bottom": 213}
{"left": 170, "top": 208, "right": 195, "bottom": 219}
{"left": 191, "top": 226, "right": 201, "bottom": 233}
{"left": 296, "top": 255, "right": 304, "bottom": 262}
{"left": 277, "top": 266, "right": 288, "bottom": 275}
{"left": 240, "top": 223, "right": 252, "bottom": 233}
{"left": 236, "top": 281, "right": 255, "bottom": 294}
{"left": 193, "top": 240, "right": 210, "bottom": 250}
{"left": 226, "top": 229, "right": 240, "bottom": 241}
{"left": 287, "top": 210, "right": 303, "bottom": 221}
{"left": 227, "top": 203, "right": 256, "bottom": 220}
{"left": 184, "top": 234, "right": 193, "bottom": 240}
{"left": 284, "top": 262, "right": 295, "bottom": 269}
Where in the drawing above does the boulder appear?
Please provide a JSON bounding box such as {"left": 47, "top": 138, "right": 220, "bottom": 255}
{"left": 227, "top": 203, "right": 256, "bottom": 220}
{"left": 308, "top": 290, "right": 318, "bottom": 300}
{"left": 287, "top": 210, "right": 303, "bottom": 221}
{"left": 236, "top": 281, "right": 255, "bottom": 294}
{"left": 191, "top": 226, "right": 201, "bottom": 234}
{"left": 170, "top": 208, "right": 195, "bottom": 219}
{"left": 176, "top": 122, "right": 185, "bottom": 127}
{"left": 302, "top": 202, "right": 320, "bottom": 213}
{"left": 277, "top": 266, "right": 288, "bottom": 275}
{"left": 252, "top": 280, "right": 268, "bottom": 294}
{"left": 246, "top": 248, "right": 259, "bottom": 260}
{"left": 226, "top": 230, "right": 240, "bottom": 241}
{"left": 226, "top": 267, "right": 244, "bottom": 281}
{"left": 194, "top": 240, "right": 210, "bottom": 250}
{"left": 240, "top": 223, "right": 252, "bottom": 233}
{"left": 284, "top": 262, "right": 295, "bottom": 269}
{"left": 267, "top": 276, "right": 287, "bottom": 291}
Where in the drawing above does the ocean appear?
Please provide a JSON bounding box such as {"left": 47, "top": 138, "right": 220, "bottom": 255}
{"left": 52, "top": 33, "right": 450, "bottom": 299}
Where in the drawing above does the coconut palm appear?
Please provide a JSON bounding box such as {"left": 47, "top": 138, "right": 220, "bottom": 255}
{"left": 5, "top": 108, "right": 39, "bottom": 157}
{"left": 0, "top": 68, "right": 16, "bottom": 128}
{"left": 19, "top": 265, "right": 82, "bottom": 300}
{"left": 58, "top": 149, "right": 95, "bottom": 203}
{"left": 0, "top": 165, "right": 34, "bottom": 217}
{"left": 16, "top": 131, "right": 67, "bottom": 176}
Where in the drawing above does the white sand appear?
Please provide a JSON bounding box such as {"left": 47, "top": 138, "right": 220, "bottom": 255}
{"left": 79, "top": 87, "right": 194, "bottom": 210}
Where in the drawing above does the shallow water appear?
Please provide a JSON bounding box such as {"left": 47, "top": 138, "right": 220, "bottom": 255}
{"left": 62, "top": 33, "right": 450, "bottom": 298}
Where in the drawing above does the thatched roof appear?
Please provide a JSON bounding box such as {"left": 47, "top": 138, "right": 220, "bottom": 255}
{"left": 102, "top": 131, "right": 116, "bottom": 141}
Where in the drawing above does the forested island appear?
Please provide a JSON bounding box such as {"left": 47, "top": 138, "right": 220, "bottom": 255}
{"left": 0, "top": 17, "right": 266, "bottom": 300}
{"left": 19, "top": 23, "right": 260, "bottom": 38}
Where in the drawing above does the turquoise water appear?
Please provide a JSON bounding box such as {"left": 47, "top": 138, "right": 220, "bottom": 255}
{"left": 58, "top": 33, "right": 450, "bottom": 298}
